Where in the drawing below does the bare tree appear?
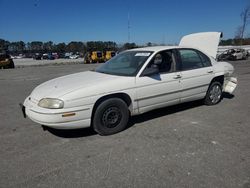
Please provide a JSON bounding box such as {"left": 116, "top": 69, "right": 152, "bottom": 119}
{"left": 236, "top": 6, "right": 250, "bottom": 44}
{"left": 235, "top": 26, "right": 243, "bottom": 39}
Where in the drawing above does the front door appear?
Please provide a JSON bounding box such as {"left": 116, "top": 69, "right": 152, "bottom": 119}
{"left": 135, "top": 50, "right": 182, "bottom": 113}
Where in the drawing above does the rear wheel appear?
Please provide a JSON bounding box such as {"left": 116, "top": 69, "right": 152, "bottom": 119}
{"left": 93, "top": 98, "right": 129, "bottom": 135}
{"left": 204, "top": 81, "right": 222, "bottom": 105}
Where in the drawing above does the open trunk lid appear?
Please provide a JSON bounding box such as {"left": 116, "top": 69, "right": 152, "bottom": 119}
{"left": 179, "top": 32, "right": 223, "bottom": 59}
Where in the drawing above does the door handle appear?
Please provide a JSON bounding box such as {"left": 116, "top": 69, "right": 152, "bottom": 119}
{"left": 174, "top": 75, "right": 182, "bottom": 79}
{"left": 207, "top": 70, "right": 214, "bottom": 73}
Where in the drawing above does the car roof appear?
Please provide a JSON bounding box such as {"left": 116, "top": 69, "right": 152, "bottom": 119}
{"left": 128, "top": 46, "right": 181, "bottom": 52}
{"left": 127, "top": 45, "right": 215, "bottom": 59}
{"left": 127, "top": 45, "right": 204, "bottom": 53}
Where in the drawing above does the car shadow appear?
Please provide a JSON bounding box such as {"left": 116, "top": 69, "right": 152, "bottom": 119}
{"left": 46, "top": 127, "right": 97, "bottom": 138}
{"left": 223, "top": 92, "right": 235, "bottom": 99}
{"left": 126, "top": 100, "right": 204, "bottom": 130}
{"left": 46, "top": 100, "right": 204, "bottom": 138}
{"left": 47, "top": 95, "right": 233, "bottom": 138}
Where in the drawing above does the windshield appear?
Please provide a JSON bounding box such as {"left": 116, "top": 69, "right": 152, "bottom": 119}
{"left": 96, "top": 51, "right": 153, "bottom": 76}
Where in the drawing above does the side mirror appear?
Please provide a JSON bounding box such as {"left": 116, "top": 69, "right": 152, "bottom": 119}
{"left": 141, "top": 66, "right": 159, "bottom": 77}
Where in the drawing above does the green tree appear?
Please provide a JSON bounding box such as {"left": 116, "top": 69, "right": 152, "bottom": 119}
{"left": 0, "top": 39, "right": 10, "bottom": 51}
{"left": 122, "top": 42, "right": 137, "bottom": 50}
{"left": 67, "top": 41, "right": 86, "bottom": 53}
{"left": 43, "top": 41, "right": 54, "bottom": 53}
{"left": 55, "top": 43, "right": 66, "bottom": 53}
{"left": 8, "top": 41, "right": 25, "bottom": 54}
{"left": 30, "top": 41, "right": 43, "bottom": 53}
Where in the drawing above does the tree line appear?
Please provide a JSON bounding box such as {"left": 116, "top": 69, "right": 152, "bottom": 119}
{"left": 1, "top": 37, "right": 250, "bottom": 56}
{"left": 220, "top": 38, "right": 250, "bottom": 46}
{"left": 0, "top": 39, "right": 139, "bottom": 55}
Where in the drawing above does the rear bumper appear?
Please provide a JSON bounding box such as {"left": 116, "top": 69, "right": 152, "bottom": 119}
{"left": 223, "top": 77, "right": 237, "bottom": 94}
{"left": 22, "top": 97, "right": 93, "bottom": 129}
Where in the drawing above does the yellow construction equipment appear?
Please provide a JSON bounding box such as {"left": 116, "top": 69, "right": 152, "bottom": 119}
{"left": 84, "top": 51, "right": 105, "bottom": 63}
{"left": 104, "top": 51, "right": 116, "bottom": 61}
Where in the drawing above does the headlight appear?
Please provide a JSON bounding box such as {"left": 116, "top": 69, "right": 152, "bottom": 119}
{"left": 38, "top": 98, "right": 64, "bottom": 109}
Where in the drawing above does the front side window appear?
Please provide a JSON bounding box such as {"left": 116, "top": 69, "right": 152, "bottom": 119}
{"left": 179, "top": 49, "right": 203, "bottom": 70}
{"left": 145, "top": 50, "right": 174, "bottom": 73}
{"left": 96, "top": 51, "right": 153, "bottom": 76}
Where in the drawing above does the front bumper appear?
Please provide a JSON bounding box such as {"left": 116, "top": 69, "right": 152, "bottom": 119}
{"left": 22, "top": 97, "right": 93, "bottom": 129}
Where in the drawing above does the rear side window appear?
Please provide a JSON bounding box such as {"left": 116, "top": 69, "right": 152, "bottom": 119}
{"left": 197, "top": 51, "right": 211, "bottom": 67}
{"left": 179, "top": 49, "right": 203, "bottom": 70}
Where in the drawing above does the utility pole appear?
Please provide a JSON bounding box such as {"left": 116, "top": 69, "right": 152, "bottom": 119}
{"left": 128, "top": 9, "right": 131, "bottom": 43}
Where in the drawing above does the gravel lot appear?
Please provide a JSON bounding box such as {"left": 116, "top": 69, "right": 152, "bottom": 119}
{"left": 0, "top": 60, "right": 250, "bottom": 188}
{"left": 13, "top": 58, "right": 85, "bottom": 67}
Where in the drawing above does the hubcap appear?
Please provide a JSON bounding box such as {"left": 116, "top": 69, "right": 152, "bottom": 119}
{"left": 102, "top": 107, "right": 122, "bottom": 128}
{"left": 209, "top": 85, "right": 222, "bottom": 104}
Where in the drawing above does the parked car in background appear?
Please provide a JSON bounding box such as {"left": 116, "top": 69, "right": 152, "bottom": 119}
{"left": 0, "top": 51, "right": 15, "bottom": 69}
{"left": 42, "top": 53, "right": 55, "bottom": 60}
{"left": 64, "top": 52, "right": 72, "bottom": 59}
{"left": 11, "top": 54, "right": 25, "bottom": 59}
{"left": 42, "top": 53, "right": 49, "bottom": 60}
{"left": 52, "top": 53, "right": 59, "bottom": 59}
{"left": 22, "top": 32, "right": 237, "bottom": 135}
{"left": 217, "top": 48, "right": 248, "bottom": 61}
{"left": 33, "top": 53, "right": 42, "bottom": 60}
{"left": 69, "top": 54, "right": 79, "bottom": 59}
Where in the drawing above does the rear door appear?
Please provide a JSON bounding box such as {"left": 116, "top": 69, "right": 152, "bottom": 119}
{"left": 177, "top": 49, "right": 214, "bottom": 103}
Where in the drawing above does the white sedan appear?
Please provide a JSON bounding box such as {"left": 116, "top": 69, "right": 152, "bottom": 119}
{"left": 22, "top": 32, "right": 237, "bottom": 135}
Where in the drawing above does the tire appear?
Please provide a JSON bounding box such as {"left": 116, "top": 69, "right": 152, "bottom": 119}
{"left": 93, "top": 98, "right": 129, "bottom": 136}
{"left": 204, "top": 81, "right": 223, "bottom": 105}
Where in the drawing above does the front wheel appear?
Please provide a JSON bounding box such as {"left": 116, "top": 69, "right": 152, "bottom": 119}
{"left": 204, "top": 81, "right": 222, "bottom": 105}
{"left": 93, "top": 98, "right": 129, "bottom": 135}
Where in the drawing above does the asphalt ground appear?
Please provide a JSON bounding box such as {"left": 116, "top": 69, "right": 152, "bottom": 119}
{"left": 0, "top": 60, "right": 249, "bottom": 188}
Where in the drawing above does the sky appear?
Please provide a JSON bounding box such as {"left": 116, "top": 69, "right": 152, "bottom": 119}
{"left": 0, "top": 0, "right": 249, "bottom": 45}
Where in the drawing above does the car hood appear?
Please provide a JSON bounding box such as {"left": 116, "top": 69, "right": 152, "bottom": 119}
{"left": 179, "top": 32, "right": 223, "bottom": 59}
{"left": 30, "top": 71, "right": 134, "bottom": 100}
